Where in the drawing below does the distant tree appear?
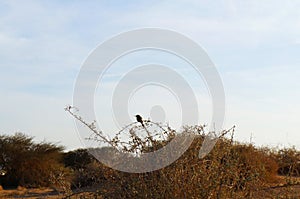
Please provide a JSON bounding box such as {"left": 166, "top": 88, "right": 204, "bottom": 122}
{"left": 0, "top": 133, "right": 67, "bottom": 188}
{"left": 63, "top": 148, "right": 94, "bottom": 169}
{"left": 63, "top": 148, "right": 110, "bottom": 189}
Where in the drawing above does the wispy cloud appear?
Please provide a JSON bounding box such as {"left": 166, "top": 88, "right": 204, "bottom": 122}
{"left": 0, "top": 0, "right": 299, "bottom": 149}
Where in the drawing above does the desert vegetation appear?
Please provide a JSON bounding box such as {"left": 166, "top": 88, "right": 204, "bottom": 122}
{"left": 0, "top": 133, "right": 69, "bottom": 189}
{"left": 0, "top": 108, "right": 299, "bottom": 198}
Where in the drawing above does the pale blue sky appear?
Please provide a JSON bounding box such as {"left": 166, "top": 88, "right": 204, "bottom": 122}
{"left": 0, "top": 0, "right": 299, "bottom": 150}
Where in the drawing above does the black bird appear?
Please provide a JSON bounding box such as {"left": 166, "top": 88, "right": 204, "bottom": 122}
{"left": 135, "top": 114, "right": 145, "bottom": 127}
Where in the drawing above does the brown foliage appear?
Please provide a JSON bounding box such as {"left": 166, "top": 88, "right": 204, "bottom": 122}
{"left": 64, "top": 106, "right": 300, "bottom": 198}
{"left": 64, "top": 125, "right": 281, "bottom": 198}
{"left": 275, "top": 147, "right": 300, "bottom": 177}
{"left": 0, "top": 133, "right": 67, "bottom": 189}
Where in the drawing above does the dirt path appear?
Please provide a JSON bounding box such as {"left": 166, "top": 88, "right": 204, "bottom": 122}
{"left": 1, "top": 178, "right": 300, "bottom": 199}
{"left": 0, "top": 187, "right": 61, "bottom": 199}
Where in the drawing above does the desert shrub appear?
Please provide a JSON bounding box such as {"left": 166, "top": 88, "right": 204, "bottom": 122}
{"left": 275, "top": 147, "right": 300, "bottom": 177}
{"left": 0, "top": 133, "right": 68, "bottom": 188}
{"left": 64, "top": 149, "right": 109, "bottom": 189}
{"left": 75, "top": 133, "right": 279, "bottom": 198}
{"left": 65, "top": 106, "right": 296, "bottom": 198}
{"left": 64, "top": 148, "right": 94, "bottom": 170}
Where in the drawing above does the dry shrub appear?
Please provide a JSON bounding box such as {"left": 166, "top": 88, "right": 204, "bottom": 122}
{"left": 0, "top": 133, "right": 69, "bottom": 189}
{"left": 275, "top": 147, "right": 300, "bottom": 177}
{"left": 65, "top": 106, "right": 298, "bottom": 198}
{"left": 70, "top": 160, "right": 109, "bottom": 189}
{"left": 73, "top": 132, "right": 279, "bottom": 198}
{"left": 65, "top": 126, "right": 279, "bottom": 198}
{"left": 63, "top": 148, "right": 117, "bottom": 192}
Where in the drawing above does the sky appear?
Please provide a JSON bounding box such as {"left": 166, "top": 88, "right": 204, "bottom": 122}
{"left": 0, "top": 0, "right": 299, "bottom": 150}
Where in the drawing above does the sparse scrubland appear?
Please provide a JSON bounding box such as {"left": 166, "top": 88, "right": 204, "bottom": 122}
{"left": 0, "top": 119, "right": 299, "bottom": 198}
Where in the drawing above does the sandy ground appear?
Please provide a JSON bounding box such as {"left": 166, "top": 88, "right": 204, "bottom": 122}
{"left": 0, "top": 187, "right": 61, "bottom": 199}
{"left": 0, "top": 177, "right": 299, "bottom": 199}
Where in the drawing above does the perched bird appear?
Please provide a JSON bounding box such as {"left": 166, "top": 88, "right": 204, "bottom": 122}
{"left": 135, "top": 114, "right": 145, "bottom": 127}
